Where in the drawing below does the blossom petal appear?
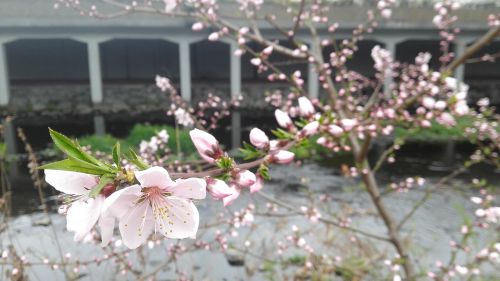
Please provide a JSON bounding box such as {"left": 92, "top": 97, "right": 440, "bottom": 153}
{"left": 223, "top": 187, "right": 241, "bottom": 207}
{"left": 66, "top": 196, "right": 104, "bottom": 241}
{"left": 162, "top": 197, "right": 199, "bottom": 239}
{"left": 169, "top": 178, "right": 207, "bottom": 200}
{"left": 134, "top": 167, "right": 173, "bottom": 189}
{"left": 45, "top": 170, "right": 98, "bottom": 195}
{"left": 99, "top": 215, "right": 115, "bottom": 247}
{"left": 102, "top": 185, "right": 142, "bottom": 219}
{"left": 118, "top": 201, "right": 154, "bottom": 249}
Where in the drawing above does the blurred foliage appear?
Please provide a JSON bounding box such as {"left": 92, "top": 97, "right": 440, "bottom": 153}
{"left": 79, "top": 134, "right": 123, "bottom": 153}
{"left": 0, "top": 142, "right": 5, "bottom": 158}
{"left": 79, "top": 124, "right": 196, "bottom": 155}
{"left": 290, "top": 136, "right": 336, "bottom": 160}
{"left": 394, "top": 116, "right": 474, "bottom": 142}
{"left": 126, "top": 124, "right": 196, "bottom": 155}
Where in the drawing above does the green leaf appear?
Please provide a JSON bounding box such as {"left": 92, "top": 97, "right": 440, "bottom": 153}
{"left": 258, "top": 164, "right": 270, "bottom": 180}
{"left": 126, "top": 148, "right": 150, "bottom": 170}
{"left": 49, "top": 128, "right": 103, "bottom": 167}
{"left": 271, "top": 128, "right": 294, "bottom": 140}
{"left": 239, "top": 142, "right": 265, "bottom": 160}
{"left": 39, "top": 159, "right": 106, "bottom": 175}
{"left": 215, "top": 172, "right": 231, "bottom": 181}
{"left": 89, "top": 174, "right": 115, "bottom": 198}
{"left": 215, "top": 156, "right": 233, "bottom": 170}
{"left": 112, "top": 142, "right": 121, "bottom": 168}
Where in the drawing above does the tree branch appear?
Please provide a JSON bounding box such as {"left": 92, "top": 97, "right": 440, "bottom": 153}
{"left": 446, "top": 26, "right": 500, "bottom": 73}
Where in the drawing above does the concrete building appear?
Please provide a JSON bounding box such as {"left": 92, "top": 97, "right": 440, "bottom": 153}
{"left": 0, "top": 0, "right": 499, "bottom": 149}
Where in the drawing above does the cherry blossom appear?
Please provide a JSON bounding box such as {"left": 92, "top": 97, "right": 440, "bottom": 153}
{"left": 44, "top": 170, "right": 113, "bottom": 244}
{"left": 103, "top": 167, "right": 206, "bottom": 249}
{"left": 249, "top": 175, "right": 264, "bottom": 193}
{"left": 222, "top": 185, "right": 241, "bottom": 207}
{"left": 174, "top": 108, "right": 194, "bottom": 127}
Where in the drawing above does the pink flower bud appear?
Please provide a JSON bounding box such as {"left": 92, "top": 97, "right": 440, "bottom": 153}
{"left": 434, "top": 101, "right": 446, "bottom": 110}
{"left": 421, "top": 120, "right": 432, "bottom": 127}
{"left": 275, "top": 109, "right": 293, "bottom": 128}
{"left": 328, "top": 124, "right": 344, "bottom": 137}
{"left": 208, "top": 32, "right": 219, "bottom": 41}
{"left": 381, "top": 8, "right": 392, "bottom": 19}
{"left": 272, "top": 150, "right": 295, "bottom": 164}
{"left": 298, "top": 97, "right": 315, "bottom": 116}
{"left": 237, "top": 170, "right": 256, "bottom": 187}
{"left": 269, "top": 140, "right": 283, "bottom": 152}
{"left": 251, "top": 57, "right": 262, "bottom": 66}
{"left": 222, "top": 186, "right": 240, "bottom": 207}
{"left": 262, "top": 46, "right": 273, "bottom": 55}
{"left": 189, "top": 129, "right": 222, "bottom": 163}
{"left": 454, "top": 100, "right": 469, "bottom": 115}
{"left": 249, "top": 175, "right": 264, "bottom": 193}
{"left": 301, "top": 121, "right": 319, "bottom": 136}
{"left": 192, "top": 22, "right": 204, "bottom": 31}
{"left": 207, "top": 178, "right": 234, "bottom": 200}
{"left": 422, "top": 97, "right": 436, "bottom": 109}
{"left": 316, "top": 136, "right": 327, "bottom": 146}
{"left": 249, "top": 128, "right": 269, "bottom": 149}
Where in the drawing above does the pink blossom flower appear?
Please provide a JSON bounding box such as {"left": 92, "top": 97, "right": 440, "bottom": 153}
{"left": 437, "top": 112, "right": 456, "bottom": 126}
{"left": 275, "top": 109, "right": 293, "bottom": 128}
{"left": 155, "top": 75, "right": 173, "bottom": 92}
{"left": 249, "top": 128, "right": 269, "bottom": 149}
{"left": 175, "top": 108, "right": 194, "bottom": 127}
{"left": 236, "top": 170, "right": 257, "bottom": 187}
{"left": 272, "top": 150, "right": 295, "bottom": 164}
{"left": 189, "top": 129, "right": 223, "bottom": 163}
{"left": 298, "top": 97, "right": 315, "bottom": 116}
{"left": 301, "top": 121, "right": 319, "bottom": 136}
{"left": 249, "top": 175, "right": 264, "bottom": 193}
{"left": 445, "top": 77, "right": 469, "bottom": 97}
{"left": 371, "top": 45, "right": 393, "bottom": 76}
{"left": 454, "top": 100, "right": 469, "bottom": 115}
{"left": 340, "top": 118, "right": 358, "bottom": 131}
{"left": 104, "top": 167, "right": 206, "bottom": 249}
{"left": 45, "top": 170, "right": 114, "bottom": 244}
{"left": 434, "top": 100, "right": 447, "bottom": 110}
{"left": 163, "top": 0, "right": 177, "bottom": 12}
{"left": 422, "top": 97, "right": 436, "bottom": 109}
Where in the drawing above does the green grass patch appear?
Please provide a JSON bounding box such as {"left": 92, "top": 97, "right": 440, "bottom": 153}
{"left": 79, "top": 134, "right": 124, "bottom": 153}
{"left": 394, "top": 116, "right": 474, "bottom": 143}
{"left": 79, "top": 124, "right": 196, "bottom": 156}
